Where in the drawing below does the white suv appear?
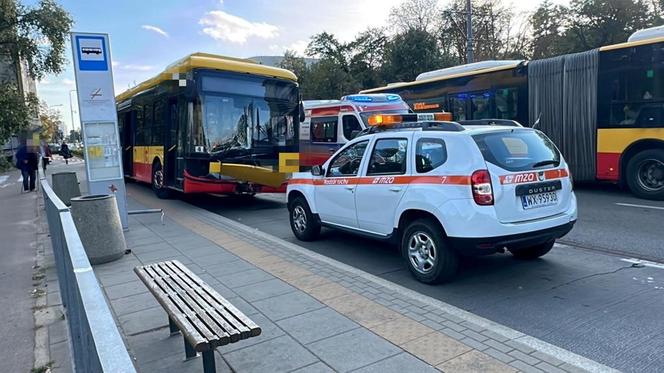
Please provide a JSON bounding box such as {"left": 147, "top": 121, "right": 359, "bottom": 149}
{"left": 287, "top": 117, "right": 577, "bottom": 284}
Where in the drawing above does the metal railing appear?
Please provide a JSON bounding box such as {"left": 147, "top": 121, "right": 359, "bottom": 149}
{"left": 41, "top": 177, "right": 136, "bottom": 373}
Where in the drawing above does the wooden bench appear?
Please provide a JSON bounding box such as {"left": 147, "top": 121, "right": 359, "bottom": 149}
{"left": 134, "top": 260, "right": 261, "bottom": 373}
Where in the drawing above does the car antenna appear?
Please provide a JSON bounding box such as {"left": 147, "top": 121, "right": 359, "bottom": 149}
{"left": 532, "top": 112, "right": 542, "bottom": 129}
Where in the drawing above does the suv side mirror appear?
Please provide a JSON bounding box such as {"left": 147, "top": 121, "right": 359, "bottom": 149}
{"left": 311, "top": 165, "right": 324, "bottom": 176}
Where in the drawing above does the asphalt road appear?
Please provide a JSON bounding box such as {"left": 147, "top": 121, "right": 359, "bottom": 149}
{"left": 180, "top": 184, "right": 664, "bottom": 373}
{"left": 562, "top": 183, "right": 664, "bottom": 262}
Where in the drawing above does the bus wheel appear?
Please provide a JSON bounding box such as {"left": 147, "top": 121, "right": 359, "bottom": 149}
{"left": 626, "top": 149, "right": 664, "bottom": 200}
{"left": 152, "top": 162, "right": 172, "bottom": 199}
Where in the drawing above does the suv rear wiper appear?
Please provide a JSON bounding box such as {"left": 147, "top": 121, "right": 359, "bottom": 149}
{"left": 532, "top": 159, "right": 558, "bottom": 168}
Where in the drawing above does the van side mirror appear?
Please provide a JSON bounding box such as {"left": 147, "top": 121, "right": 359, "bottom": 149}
{"left": 311, "top": 165, "right": 324, "bottom": 176}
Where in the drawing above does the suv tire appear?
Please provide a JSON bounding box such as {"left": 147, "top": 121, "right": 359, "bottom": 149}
{"left": 625, "top": 149, "right": 664, "bottom": 200}
{"left": 509, "top": 240, "right": 554, "bottom": 260}
{"left": 401, "top": 218, "right": 458, "bottom": 284}
{"left": 289, "top": 196, "right": 321, "bottom": 241}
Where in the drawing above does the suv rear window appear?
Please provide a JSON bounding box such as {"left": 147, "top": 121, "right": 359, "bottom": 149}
{"left": 472, "top": 130, "right": 560, "bottom": 172}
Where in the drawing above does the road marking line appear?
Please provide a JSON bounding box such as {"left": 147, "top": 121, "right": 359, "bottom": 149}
{"left": 621, "top": 258, "right": 664, "bottom": 270}
{"left": 615, "top": 202, "right": 664, "bottom": 211}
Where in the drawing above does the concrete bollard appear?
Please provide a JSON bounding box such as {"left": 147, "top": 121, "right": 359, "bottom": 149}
{"left": 70, "top": 194, "right": 127, "bottom": 265}
{"left": 51, "top": 172, "right": 81, "bottom": 206}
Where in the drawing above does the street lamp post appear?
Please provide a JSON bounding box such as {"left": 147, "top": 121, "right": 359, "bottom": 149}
{"left": 68, "top": 89, "right": 77, "bottom": 133}
{"left": 466, "top": 0, "right": 474, "bottom": 63}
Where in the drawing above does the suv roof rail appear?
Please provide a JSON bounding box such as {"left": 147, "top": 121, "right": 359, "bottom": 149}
{"left": 457, "top": 119, "right": 523, "bottom": 127}
{"left": 354, "top": 121, "right": 465, "bottom": 138}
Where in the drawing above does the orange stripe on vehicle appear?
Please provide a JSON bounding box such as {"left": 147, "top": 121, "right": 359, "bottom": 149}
{"left": 499, "top": 168, "right": 568, "bottom": 185}
{"left": 289, "top": 175, "right": 471, "bottom": 186}
{"left": 288, "top": 179, "right": 315, "bottom": 185}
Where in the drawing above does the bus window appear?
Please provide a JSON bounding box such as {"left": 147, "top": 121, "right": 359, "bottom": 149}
{"left": 450, "top": 96, "right": 467, "bottom": 120}
{"left": 470, "top": 93, "right": 491, "bottom": 119}
{"left": 495, "top": 88, "right": 518, "bottom": 120}
{"left": 600, "top": 43, "right": 664, "bottom": 127}
{"left": 135, "top": 106, "right": 146, "bottom": 145}
{"left": 342, "top": 115, "right": 362, "bottom": 140}
{"left": 311, "top": 116, "right": 337, "bottom": 143}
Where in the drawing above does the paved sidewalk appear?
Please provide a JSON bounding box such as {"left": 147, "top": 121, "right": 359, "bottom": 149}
{"left": 69, "top": 183, "right": 613, "bottom": 373}
{"left": 0, "top": 170, "right": 37, "bottom": 373}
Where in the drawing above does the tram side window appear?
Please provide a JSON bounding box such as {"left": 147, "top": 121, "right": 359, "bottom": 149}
{"left": 311, "top": 116, "right": 337, "bottom": 143}
{"left": 600, "top": 43, "right": 664, "bottom": 128}
{"left": 495, "top": 88, "right": 518, "bottom": 120}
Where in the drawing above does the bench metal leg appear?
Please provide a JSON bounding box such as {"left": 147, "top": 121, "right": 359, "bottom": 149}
{"left": 202, "top": 350, "right": 216, "bottom": 373}
{"left": 169, "top": 316, "right": 179, "bottom": 336}
{"left": 184, "top": 337, "right": 198, "bottom": 360}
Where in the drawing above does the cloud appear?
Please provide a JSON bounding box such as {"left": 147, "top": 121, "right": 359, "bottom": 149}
{"left": 141, "top": 25, "right": 169, "bottom": 38}
{"left": 268, "top": 40, "right": 308, "bottom": 56}
{"left": 62, "top": 78, "right": 75, "bottom": 86}
{"left": 199, "top": 10, "right": 279, "bottom": 44}
{"left": 117, "top": 63, "right": 155, "bottom": 72}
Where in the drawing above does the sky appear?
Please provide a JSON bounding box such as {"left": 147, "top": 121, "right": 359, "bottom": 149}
{"left": 35, "top": 0, "right": 566, "bottom": 133}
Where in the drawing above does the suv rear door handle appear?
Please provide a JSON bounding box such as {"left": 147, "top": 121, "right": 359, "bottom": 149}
{"left": 389, "top": 187, "right": 402, "bottom": 192}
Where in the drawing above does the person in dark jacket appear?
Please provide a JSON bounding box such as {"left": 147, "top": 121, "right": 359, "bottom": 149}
{"left": 60, "top": 142, "right": 72, "bottom": 165}
{"left": 40, "top": 141, "right": 52, "bottom": 173}
{"left": 16, "top": 142, "right": 39, "bottom": 191}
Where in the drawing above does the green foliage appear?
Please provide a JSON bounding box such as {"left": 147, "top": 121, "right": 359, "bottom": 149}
{"left": 0, "top": 0, "right": 71, "bottom": 144}
{"left": 38, "top": 100, "right": 63, "bottom": 142}
{"left": 0, "top": 83, "right": 38, "bottom": 143}
{"left": 0, "top": 0, "right": 73, "bottom": 80}
{"left": 381, "top": 28, "right": 447, "bottom": 83}
{"left": 67, "top": 128, "right": 81, "bottom": 143}
{"left": 531, "top": 0, "right": 661, "bottom": 58}
{"left": 0, "top": 154, "right": 13, "bottom": 172}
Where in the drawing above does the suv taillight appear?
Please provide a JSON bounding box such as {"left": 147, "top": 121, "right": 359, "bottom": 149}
{"left": 471, "top": 170, "right": 494, "bottom": 205}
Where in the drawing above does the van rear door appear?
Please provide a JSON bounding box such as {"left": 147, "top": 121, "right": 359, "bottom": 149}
{"left": 472, "top": 129, "right": 572, "bottom": 224}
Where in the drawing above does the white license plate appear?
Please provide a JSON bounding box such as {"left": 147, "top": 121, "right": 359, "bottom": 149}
{"left": 521, "top": 191, "right": 558, "bottom": 209}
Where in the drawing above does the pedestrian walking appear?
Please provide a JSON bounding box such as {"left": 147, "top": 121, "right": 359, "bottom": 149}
{"left": 40, "top": 141, "right": 52, "bottom": 173}
{"left": 60, "top": 142, "right": 72, "bottom": 165}
{"left": 15, "top": 141, "right": 39, "bottom": 192}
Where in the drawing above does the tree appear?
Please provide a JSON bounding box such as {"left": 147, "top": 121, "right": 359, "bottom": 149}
{"left": 279, "top": 50, "right": 309, "bottom": 95}
{"left": 566, "top": 0, "right": 654, "bottom": 51}
{"left": 0, "top": 83, "right": 37, "bottom": 142}
{"left": 388, "top": 0, "right": 441, "bottom": 33}
{"left": 530, "top": 1, "right": 570, "bottom": 58}
{"left": 0, "top": 0, "right": 73, "bottom": 80}
{"left": 348, "top": 28, "right": 388, "bottom": 89}
{"left": 306, "top": 31, "right": 350, "bottom": 70}
{"left": 440, "top": 0, "right": 531, "bottom": 63}
{"left": 530, "top": 0, "right": 659, "bottom": 58}
{"left": 67, "top": 128, "right": 80, "bottom": 143}
{"left": 0, "top": 0, "right": 72, "bottom": 143}
{"left": 381, "top": 28, "right": 449, "bottom": 83}
{"left": 304, "top": 32, "right": 360, "bottom": 98}
{"left": 38, "top": 100, "right": 62, "bottom": 142}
